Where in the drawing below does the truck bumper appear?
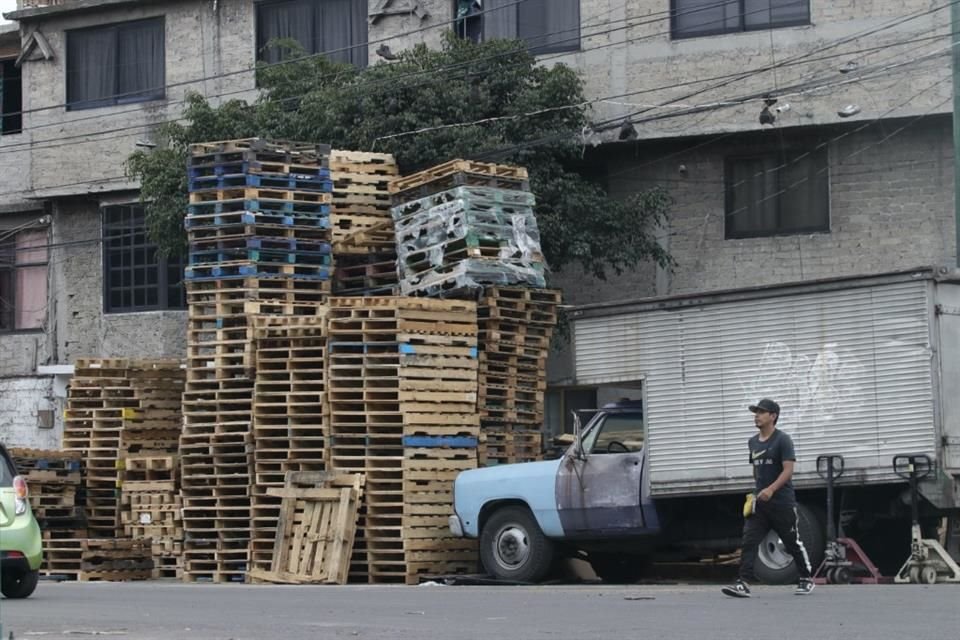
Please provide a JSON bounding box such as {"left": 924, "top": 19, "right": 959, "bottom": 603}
{"left": 448, "top": 514, "right": 465, "bottom": 538}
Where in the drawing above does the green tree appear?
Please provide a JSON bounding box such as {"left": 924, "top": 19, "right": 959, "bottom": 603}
{"left": 127, "top": 34, "right": 671, "bottom": 278}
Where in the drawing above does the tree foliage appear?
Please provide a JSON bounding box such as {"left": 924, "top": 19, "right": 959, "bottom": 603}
{"left": 127, "top": 34, "right": 671, "bottom": 278}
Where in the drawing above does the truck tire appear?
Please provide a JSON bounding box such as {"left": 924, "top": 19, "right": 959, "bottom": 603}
{"left": 589, "top": 553, "right": 652, "bottom": 584}
{"left": 1, "top": 569, "right": 39, "bottom": 599}
{"left": 754, "top": 503, "right": 825, "bottom": 585}
{"left": 480, "top": 506, "right": 554, "bottom": 583}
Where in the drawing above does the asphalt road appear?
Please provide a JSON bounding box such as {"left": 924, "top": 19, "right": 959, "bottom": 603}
{"left": 1, "top": 581, "right": 958, "bottom": 640}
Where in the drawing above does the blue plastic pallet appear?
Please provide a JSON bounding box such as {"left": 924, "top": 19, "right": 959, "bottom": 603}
{"left": 400, "top": 343, "right": 478, "bottom": 358}
{"left": 186, "top": 199, "right": 330, "bottom": 217}
{"left": 185, "top": 210, "right": 331, "bottom": 230}
{"left": 188, "top": 249, "right": 333, "bottom": 266}
{"left": 188, "top": 161, "right": 330, "bottom": 180}
{"left": 403, "top": 436, "right": 479, "bottom": 449}
{"left": 189, "top": 173, "right": 333, "bottom": 193}
{"left": 189, "top": 237, "right": 332, "bottom": 253}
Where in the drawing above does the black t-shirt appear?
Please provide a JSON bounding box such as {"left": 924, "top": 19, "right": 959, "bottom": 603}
{"left": 748, "top": 429, "right": 797, "bottom": 507}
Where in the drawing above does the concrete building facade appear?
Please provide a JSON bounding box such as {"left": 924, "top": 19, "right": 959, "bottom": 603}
{"left": 0, "top": 0, "right": 955, "bottom": 445}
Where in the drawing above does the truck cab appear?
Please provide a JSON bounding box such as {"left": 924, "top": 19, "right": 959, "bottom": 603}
{"left": 450, "top": 400, "right": 662, "bottom": 583}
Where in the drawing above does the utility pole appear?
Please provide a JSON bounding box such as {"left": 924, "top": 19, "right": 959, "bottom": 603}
{"left": 954, "top": 0, "right": 960, "bottom": 266}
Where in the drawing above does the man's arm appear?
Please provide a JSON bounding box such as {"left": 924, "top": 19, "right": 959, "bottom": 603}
{"left": 758, "top": 461, "right": 794, "bottom": 501}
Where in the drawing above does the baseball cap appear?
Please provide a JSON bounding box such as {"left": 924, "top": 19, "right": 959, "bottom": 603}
{"left": 749, "top": 398, "right": 780, "bottom": 415}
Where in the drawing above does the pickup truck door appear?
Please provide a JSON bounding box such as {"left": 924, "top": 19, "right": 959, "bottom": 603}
{"left": 555, "top": 413, "right": 647, "bottom": 537}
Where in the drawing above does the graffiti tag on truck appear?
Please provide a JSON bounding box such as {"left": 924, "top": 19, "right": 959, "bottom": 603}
{"left": 742, "top": 342, "right": 866, "bottom": 430}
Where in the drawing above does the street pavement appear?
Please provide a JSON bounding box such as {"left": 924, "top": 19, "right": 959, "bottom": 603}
{"left": 1, "top": 581, "right": 958, "bottom": 640}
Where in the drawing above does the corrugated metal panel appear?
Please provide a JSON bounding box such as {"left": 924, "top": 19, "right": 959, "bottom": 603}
{"left": 574, "top": 281, "right": 937, "bottom": 495}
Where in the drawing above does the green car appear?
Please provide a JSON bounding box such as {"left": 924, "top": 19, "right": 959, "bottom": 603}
{"left": 0, "top": 443, "right": 43, "bottom": 598}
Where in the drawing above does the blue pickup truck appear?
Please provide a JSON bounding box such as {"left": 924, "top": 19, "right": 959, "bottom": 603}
{"left": 449, "top": 400, "right": 826, "bottom": 584}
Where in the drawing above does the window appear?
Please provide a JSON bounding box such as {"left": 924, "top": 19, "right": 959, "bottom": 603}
{"left": 257, "top": 0, "right": 368, "bottom": 67}
{"left": 672, "top": 0, "right": 809, "bottom": 39}
{"left": 103, "top": 205, "right": 185, "bottom": 313}
{"left": 1, "top": 59, "right": 22, "bottom": 135}
{"left": 456, "top": 0, "right": 580, "bottom": 54}
{"left": 725, "top": 147, "right": 830, "bottom": 238}
{"left": 66, "top": 18, "right": 165, "bottom": 110}
{"left": 583, "top": 414, "right": 645, "bottom": 454}
{"left": 0, "top": 229, "right": 49, "bottom": 332}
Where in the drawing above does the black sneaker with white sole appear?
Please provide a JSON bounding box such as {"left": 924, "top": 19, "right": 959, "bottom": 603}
{"left": 722, "top": 580, "right": 752, "bottom": 598}
{"left": 795, "top": 578, "right": 815, "bottom": 595}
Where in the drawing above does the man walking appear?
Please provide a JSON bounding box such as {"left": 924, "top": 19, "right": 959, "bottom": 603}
{"left": 722, "top": 398, "right": 814, "bottom": 598}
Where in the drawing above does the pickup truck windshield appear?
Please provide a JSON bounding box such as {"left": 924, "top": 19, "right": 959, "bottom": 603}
{"left": 584, "top": 414, "right": 645, "bottom": 454}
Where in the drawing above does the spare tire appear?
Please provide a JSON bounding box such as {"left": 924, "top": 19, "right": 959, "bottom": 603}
{"left": 754, "top": 503, "right": 825, "bottom": 585}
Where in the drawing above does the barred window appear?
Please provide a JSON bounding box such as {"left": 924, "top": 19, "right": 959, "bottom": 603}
{"left": 102, "top": 205, "right": 185, "bottom": 313}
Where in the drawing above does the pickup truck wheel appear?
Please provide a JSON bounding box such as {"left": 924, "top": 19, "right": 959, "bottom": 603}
{"left": 589, "top": 553, "right": 652, "bottom": 584}
{"left": 480, "top": 506, "right": 554, "bottom": 583}
{"left": 1, "top": 569, "right": 39, "bottom": 599}
{"left": 754, "top": 503, "right": 825, "bottom": 585}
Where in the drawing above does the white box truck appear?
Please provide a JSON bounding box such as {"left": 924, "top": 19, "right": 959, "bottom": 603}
{"left": 450, "top": 268, "right": 960, "bottom": 584}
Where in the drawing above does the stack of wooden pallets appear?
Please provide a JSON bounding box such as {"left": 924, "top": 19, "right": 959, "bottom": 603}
{"left": 57, "top": 359, "right": 185, "bottom": 578}
{"left": 476, "top": 287, "right": 560, "bottom": 465}
{"left": 120, "top": 360, "right": 185, "bottom": 579}
{"left": 182, "top": 138, "right": 332, "bottom": 582}
{"left": 326, "top": 296, "right": 480, "bottom": 583}
{"left": 389, "top": 161, "right": 546, "bottom": 297}
{"left": 330, "top": 150, "right": 397, "bottom": 244}
{"left": 249, "top": 313, "right": 328, "bottom": 577}
{"left": 63, "top": 358, "right": 138, "bottom": 537}
{"left": 331, "top": 151, "right": 399, "bottom": 296}
{"left": 333, "top": 218, "right": 399, "bottom": 296}
{"left": 78, "top": 538, "right": 153, "bottom": 582}
{"left": 120, "top": 455, "right": 183, "bottom": 579}
{"left": 9, "top": 449, "right": 87, "bottom": 579}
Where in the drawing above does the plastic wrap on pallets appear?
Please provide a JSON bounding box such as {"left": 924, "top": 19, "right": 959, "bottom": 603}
{"left": 392, "top": 186, "right": 546, "bottom": 294}
{"left": 399, "top": 258, "right": 546, "bottom": 296}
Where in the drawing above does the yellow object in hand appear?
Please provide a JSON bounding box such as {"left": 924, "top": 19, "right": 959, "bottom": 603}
{"left": 743, "top": 493, "right": 756, "bottom": 518}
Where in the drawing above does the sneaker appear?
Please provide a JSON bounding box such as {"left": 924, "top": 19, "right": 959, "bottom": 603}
{"left": 795, "top": 578, "right": 815, "bottom": 595}
{"left": 722, "top": 579, "right": 752, "bottom": 598}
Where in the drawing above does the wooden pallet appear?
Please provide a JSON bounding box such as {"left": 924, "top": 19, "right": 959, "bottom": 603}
{"left": 247, "top": 472, "right": 364, "bottom": 585}
{"left": 330, "top": 150, "right": 399, "bottom": 176}
{"left": 478, "top": 430, "right": 543, "bottom": 465}
{"left": 190, "top": 138, "right": 330, "bottom": 166}
{"left": 390, "top": 160, "right": 528, "bottom": 196}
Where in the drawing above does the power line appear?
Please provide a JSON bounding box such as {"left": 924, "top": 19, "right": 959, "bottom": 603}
{"left": 660, "top": 78, "right": 952, "bottom": 237}
{"left": 590, "top": 0, "right": 956, "bottom": 136}
{"left": 4, "top": 0, "right": 932, "bottom": 144}
{"left": 0, "top": 45, "right": 941, "bottom": 209}
{"left": 0, "top": 33, "right": 947, "bottom": 202}
{"left": 0, "top": 0, "right": 755, "bottom": 140}
{"left": 0, "top": 15, "right": 946, "bottom": 164}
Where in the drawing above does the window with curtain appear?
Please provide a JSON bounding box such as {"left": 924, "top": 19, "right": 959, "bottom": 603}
{"left": 724, "top": 147, "right": 830, "bottom": 239}
{"left": 457, "top": 0, "right": 580, "bottom": 54}
{"left": 672, "top": 0, "right": 809, "bottom": 39}
{"left": 256, "top": 0, "right": 368, "bottom": 67}
{"left": 0, "top": 228, "right": 49, "bottom": 332}
{"left": 66, "top": 17, "right": 165, "bottom": 110}
{"left": 103, "top": 205, "right": 185, "bottom": 313}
